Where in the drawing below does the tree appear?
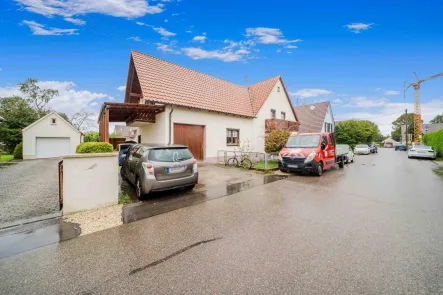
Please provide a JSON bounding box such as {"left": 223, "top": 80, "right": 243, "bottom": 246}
{"left": 335, "top": 120, "right": 380, "bottom": 147}
{"left": 430, "top": 114, "right": 443, "bottom": 124}
{"left": 391, "top": 113, "right": 414, "bottom": 142}
{"left": 18, "top": 78, "right": 58, "bottom": 117}
{"left": 0, "top": 96, "right": 38, "bottom": 152}
{"left": 68, "top": 107, "right": 96, "bottom": 132}
{"left": 57, "top": 112, "right": 70, "bottom": 122}
{"left": 84, "top": 131, "right": 99, "bottom": 142}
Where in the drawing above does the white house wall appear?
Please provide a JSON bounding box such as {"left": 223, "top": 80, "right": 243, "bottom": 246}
{"left": 321, "top": 105, "right": 335, "bottom": 132}
{"left": 253, "top": 79, "right": 297, "bottom": 153}
{"left": 23, "top": 114, "right": 81, "bottom": 159}
{"left": 138, "top": 105, "right": 255, "bottom": 161}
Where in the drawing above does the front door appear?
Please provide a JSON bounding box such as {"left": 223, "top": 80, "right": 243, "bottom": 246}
{"left": 173, "top": 123, "right": 205, "bottom": 160}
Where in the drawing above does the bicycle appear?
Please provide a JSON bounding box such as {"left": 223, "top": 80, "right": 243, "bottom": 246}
{"left": 227, "top": 151, "right": 252, "bottom": 169}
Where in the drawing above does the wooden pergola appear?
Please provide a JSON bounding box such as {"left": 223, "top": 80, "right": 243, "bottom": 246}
{"left": 98, "top": 102, "right": 165, "bottom": 142}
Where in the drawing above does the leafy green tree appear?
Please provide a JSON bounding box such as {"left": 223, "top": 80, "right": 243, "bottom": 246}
{"left": 0, "top": 96, "right": 38, "bottom": 152}
{"left": 58, "top": 112, "right": 70, "bottom": 122}
{"left": 391, "top": 113, "right": 414, "bottom": 142}
{"left": 84, "top": 131, "right": 99, "bottom": 142}
{"left": 430, "top": 114, "right": 443, "bottom": 124}
{"left": 18, "top": 78, "right": 58, "bottom": 117}
{"left": 335, "top": 120, "right": 380, "bottom": 147}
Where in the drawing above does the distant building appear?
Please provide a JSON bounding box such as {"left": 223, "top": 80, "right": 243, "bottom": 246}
{"left": 113, "top": 125, "right": 138, "bottom": 141}
{"left": 422, "top": 123, "right": 443, "bottom": 134}
{"left": 294, "top": 101, "right": 335, "bottom": 133}
{"left": 400, "top": 125, "right": 413, "bottom": 143}
{"left": 382, "top": 137, "right": 397, "bottom": 148}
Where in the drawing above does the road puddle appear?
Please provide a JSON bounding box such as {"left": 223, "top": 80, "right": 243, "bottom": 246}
{"left": 0, "top": 221, "right": 81, "bottom": 259}
{"left": 433, "top": 166, "right": 443, "bottom": 178}
{"left": 122, "top": 174, "right": 287, "bottom": 223}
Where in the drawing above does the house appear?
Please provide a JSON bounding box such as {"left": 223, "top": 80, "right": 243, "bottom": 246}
{"left": 22, "top": 111, "right": 83, "bottom": 159}
{"left": 113, "top": 125, "right": 138, "bottom": 142}
{"left": 422, "top": 123, "right": 443, "bottom": 134}
{"left": 294, "top": 101, "right": 335, "bottom": 133}
{"left": 382, "top": 137, "right": 397, "bottom": 148}
{"left": 98, "top": 50, "right": 299, "bottom": 161}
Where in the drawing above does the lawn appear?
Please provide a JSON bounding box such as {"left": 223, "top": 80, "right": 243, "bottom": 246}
{"left": 0, "top": 154, "right": 14, "bottom": 162}
{"left": 254, "top": 159, "right": 279, "bottom": 169}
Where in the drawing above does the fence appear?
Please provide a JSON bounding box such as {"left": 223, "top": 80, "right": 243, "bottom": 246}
{"left": 217, "top": 150, "right": 280, "bottom": 169}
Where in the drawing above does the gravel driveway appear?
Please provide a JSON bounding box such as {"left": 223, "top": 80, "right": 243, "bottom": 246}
{"left": 0, "top": 159, "right": 60, "bottom": 224}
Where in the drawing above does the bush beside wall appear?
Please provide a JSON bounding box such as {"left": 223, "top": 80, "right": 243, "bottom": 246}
{"left": 422, "top": 129, "right": 443, "bottom": 157}
{"left": 13, "top": 142, "right": 23, "bottom": 159}
{"left": 76, "top": 142, "right": 114, "bottom": 154}
{"left": 265, "top": 130, "right": 290, "bottom": 153}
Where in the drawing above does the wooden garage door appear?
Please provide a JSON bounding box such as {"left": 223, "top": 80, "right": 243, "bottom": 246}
{"left": 173, "top": 124, "right": 204, "bottom": 160}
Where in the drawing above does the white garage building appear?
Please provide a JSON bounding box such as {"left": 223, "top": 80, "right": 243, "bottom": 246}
{"left": 22, "top": 112, "right": 83, "bottom": 159}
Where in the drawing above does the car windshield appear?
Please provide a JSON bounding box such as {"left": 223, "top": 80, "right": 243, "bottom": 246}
{"left": 119, "top": 144, "right": 132, "bottom": 151}
{"left": 286, "top": 135, "right": 320, "bottom": 148}
{"left": 415, "top": 145, "right": 432, "bottom": 150}
{"left": 356, "top": 145, "right": 368, "bottom": 148}
{"left": 148, "top": 147, "right": 193, "bottom": 162}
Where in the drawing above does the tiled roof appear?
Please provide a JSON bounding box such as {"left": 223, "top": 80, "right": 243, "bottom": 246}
{"left": 294, "top": 101, "right": 330, "bottom": 133}
{"left": 422, "top": 123, "right": 443, "bottom": 133}
{"left": 130, "top": 51, "right": 292, "bottom": 118}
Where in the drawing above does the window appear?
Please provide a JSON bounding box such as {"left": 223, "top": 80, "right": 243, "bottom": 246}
{"left": 277, "top": 86, "right": 280, "bottom": 92}
{"left": 322, "top": 136, "right": 327, "bottom": 147}
{"left": 51, "top": 118, "right": 56, "bottom": 124}
{"left": 328, "top": 134, "right": 334, "bottom": 146}
{"left": 271, "top": 109, "right": 276, "bottom": 118}
{"left": 148, "top": 147, "right": 193, "bottom": 162}
{"left": 281, "top": 112, "right": 286, "bottom": 120}
{"left": 226, "top": 129, "right": 239, "bottom": 146}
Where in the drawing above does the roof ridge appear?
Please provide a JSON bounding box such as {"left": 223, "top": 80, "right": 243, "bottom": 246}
{"left": 131, "top": 50, "right": 248, "bottom": 89}
{"left": 248, "top": 75, "right": 281, "bottom": 87}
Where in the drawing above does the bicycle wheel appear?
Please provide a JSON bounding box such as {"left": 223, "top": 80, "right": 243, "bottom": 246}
{"left": 241, "top": 158, "right": 252, "bottom": 170}
{"left": 227, "top": 158, "right": 239, "bottom": 167}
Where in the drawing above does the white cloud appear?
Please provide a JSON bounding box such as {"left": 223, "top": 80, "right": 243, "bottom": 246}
{"left": 157, "top": 43, "right": 180, "bottom": 54}
{"left": 202, "top": 32, "right": 207, "bottom": 36}
{"left": 128, "top": 36, "right": 141, "bottom": 42}
{"left": 15, "top": 0, "right": 164, "bottom": 18}
{"left": 172, "top": 12, "right": 184, "bottom": 16}
{"left": 285, "top": 45, "right": 298, "bottom": 49}
{"left": 151, "top": 26, "right": 176, "bottom": 39}
{"left": 345, "top": 96, "right": 388, "bottom": 108}
{"left": 64, "top": 17, "right": 86, "bottom": 25}
{"left": 345, "top": 22, "right": 373, "bottom": 34}
{"left": 182, "top": 47, "right": 250, "bottom": 62}
{"left": 185, "top": 30, "right": 192, "bottom": 33}
{"left": 0, "top": 68, "right": 2, "bottom": 71}
{"left": 164, "top": 19, "right": 168, "bottom": 22}
{"left": 333, "top": 99, "right": 343, "bottom": 104}
{"left": 291, "top": 88, "right": 332, "bottom": 98}
{"left": 0, "top": 81, "right": 111, "bottom": 122}
{"left": 245, "top": 27, "right": 302, "bottom": 45}
{"left": 136, "top": 21, "right": 145, "bottom": 26}
{"left": 276, "top": 49, "right": 281, "bottom": 53}
{"left": 21, "top": 20, "right": 78, "bottom": 36}
{"left": 287, "top": 51, "right": 292, "bottom": 54}
{"left": 117, "top": 86, "right": 126, "bottom": 91}
{"left": 384, "top": 90, "right": 400, "bottom": 95}
{"left": 192, "top": 36, "right": 207, "bottom": 43}
{"left": 375, "top": 87, "right": 382, "bottom": 91}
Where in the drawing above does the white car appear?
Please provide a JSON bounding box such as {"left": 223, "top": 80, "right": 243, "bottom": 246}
{"left": 408, "top": 145, "right": 437, "bottom": 160}
{"left": 337, "top": 144, "right": 354, "bottom": 163}
{"left": 354, "top": 144, "right": 370, "bottom": 155}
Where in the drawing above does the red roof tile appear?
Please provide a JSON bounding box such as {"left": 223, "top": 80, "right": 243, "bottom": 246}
{"left": 294, "top": 101, "right": 330, "bottom": 133}
{"left": 129, "top": 51, "right": 294, "bottom": 118}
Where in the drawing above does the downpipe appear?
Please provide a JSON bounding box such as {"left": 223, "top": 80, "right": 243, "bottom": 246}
{"left": 168, "top": 106, "right": 174, "bottom": 145}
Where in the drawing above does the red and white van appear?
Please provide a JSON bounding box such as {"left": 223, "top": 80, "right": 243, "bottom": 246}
{"left": 278, "top": 132, "right": 346, "bottom": 176}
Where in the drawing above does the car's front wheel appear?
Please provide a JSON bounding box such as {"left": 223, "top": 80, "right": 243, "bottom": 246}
{"left": 315, "top": 163, "right": 323, "bottom": 176}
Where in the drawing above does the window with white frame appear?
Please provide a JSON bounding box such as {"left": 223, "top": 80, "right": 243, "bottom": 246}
{"left": 226, "top": 129, "right": 239, "bottom": 146}
{"left": 281, "top": 112, "right": 286, "bottom": 120}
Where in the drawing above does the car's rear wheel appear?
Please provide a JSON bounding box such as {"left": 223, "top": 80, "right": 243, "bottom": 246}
{"left": 135, "top": 177, "right": 146, "bottom": 199}
{"left": 185, "top": 184, "right": 196, "bottom": 190}
{"left": 338, "top": 157, "right": 344, "bottom": 168}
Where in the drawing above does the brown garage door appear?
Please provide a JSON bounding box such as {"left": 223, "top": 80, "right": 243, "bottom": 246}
{"left": 173, "top": 123, "right": 205, "bottom": 160}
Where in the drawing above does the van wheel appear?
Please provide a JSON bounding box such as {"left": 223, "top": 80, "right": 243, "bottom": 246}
{"left": 135, "top": 177, "right": 146, "bottom": 199}
{"left": 315, "top": 163, "right": 323, "bottom": 176}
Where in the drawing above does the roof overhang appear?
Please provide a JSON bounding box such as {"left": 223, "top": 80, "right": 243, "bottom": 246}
{"left": 98, "top": 102, "right": 165, "bottom": 124}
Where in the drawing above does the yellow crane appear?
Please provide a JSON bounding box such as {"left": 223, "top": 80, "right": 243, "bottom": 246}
{"left": 405, "top": 72, "right": 443, "bottom": 142}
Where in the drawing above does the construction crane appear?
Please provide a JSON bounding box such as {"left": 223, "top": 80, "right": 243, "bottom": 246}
{"left": 405, "top": 72, "right": 443, "bottom": 142}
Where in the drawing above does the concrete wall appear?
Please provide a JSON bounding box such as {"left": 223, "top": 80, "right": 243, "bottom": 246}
{"left": 253, "top": 79, "right": 297, "bottom": 153}
{"left": 137, "top": 111, "right": 168, "bottom": 144}
{"left": 62, "top": 153, "right": 119, "bottom": 214}
{"left": 321, "top": 104, "right": 335, "bottom": 133}
{"left": 23, "top": 113, "right": 82, "bottom": 159}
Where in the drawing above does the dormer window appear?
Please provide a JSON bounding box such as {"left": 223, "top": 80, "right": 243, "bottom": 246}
{"left": 51, "top": 118, "right": 56, "bottom": 124}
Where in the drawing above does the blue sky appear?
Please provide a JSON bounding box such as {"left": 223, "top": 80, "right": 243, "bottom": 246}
{"left": 1, "top": 0, "right": 442, "bottom": 134}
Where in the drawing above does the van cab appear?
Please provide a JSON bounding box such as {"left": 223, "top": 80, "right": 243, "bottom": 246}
{"left": 278, "top": 132, "right": 345, "bottom": 176}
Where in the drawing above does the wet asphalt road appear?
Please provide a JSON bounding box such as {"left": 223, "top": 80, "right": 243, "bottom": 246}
{"left": 1, "top": 149, "right": 443, "bottom": 294}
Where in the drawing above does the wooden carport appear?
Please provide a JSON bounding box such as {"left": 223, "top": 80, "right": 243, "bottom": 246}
{"left": 98, "top": 102, "right": 165, "bottom": 142}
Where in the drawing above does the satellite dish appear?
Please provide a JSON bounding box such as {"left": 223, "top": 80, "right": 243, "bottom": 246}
{"left": 310, "top": 105, "right": 316, "bottom": 111}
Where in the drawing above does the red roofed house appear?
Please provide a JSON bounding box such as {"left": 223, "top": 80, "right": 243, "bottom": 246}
{"left": 293, "top": 101, "right": 335, "bottom": 133}
{"left": 99, "top": 51, "right": 299, "bottom": 162}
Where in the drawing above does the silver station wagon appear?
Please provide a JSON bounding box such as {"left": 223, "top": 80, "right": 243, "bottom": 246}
{"left": 121, "top": 144, "right": 198, "bottom": 198}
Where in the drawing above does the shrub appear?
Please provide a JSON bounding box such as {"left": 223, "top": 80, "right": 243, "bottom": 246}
{"left": 422, "top": 129, "right": 443, "bottom": 157}
{"left": 265, "top": 130, "right": 290, "bottom": 153}
{"left": 13, "top": 142, "right": 23, "bottom": 159}
{"left": 76, "top": 142, "right": 113, "bottom": 154}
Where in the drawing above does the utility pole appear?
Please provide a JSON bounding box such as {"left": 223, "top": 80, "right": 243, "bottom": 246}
{"left": 296, "top": 97, "right": 299, "bottom": 106}
{"left": 405, "top": 109, "right": 408, "bottom": 148}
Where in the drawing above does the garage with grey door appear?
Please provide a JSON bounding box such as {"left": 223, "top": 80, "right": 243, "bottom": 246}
{"left": 36, "top": 137, "right": 71, "bottom": 159}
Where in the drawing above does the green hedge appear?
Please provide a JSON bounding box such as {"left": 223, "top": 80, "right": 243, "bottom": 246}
{"left": 13, "top": 142, "right": 23, "bottom": 159}
{"left": 422, "top": 129, "right": 443, "bottom": 157}
{"left": 76, "top": 142, "right": 114, "bottom": 154}
{"left": 265, "top": 130, "right": 290, "bottom": 153}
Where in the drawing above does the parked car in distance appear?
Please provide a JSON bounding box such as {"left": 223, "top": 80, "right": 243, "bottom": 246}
{"left": 354, "top": 144, "right": 370, "bottom": 155}
{"left": 408, "top": 145, "right": 437, "bottom": 160}
{"left": 120, "top": 144, "right": 198, "bottom": 199}
{"left": 118, "top": 143, "right": 135, "bottom": 166}
{"left": 368, "top": 144, "right": 378, "bottom": 153}
{"left": 395, "top": 143, "right": 407, "bottom": 151}
{"left": 336, "top": 144, "right": 354, "bottom": 163}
